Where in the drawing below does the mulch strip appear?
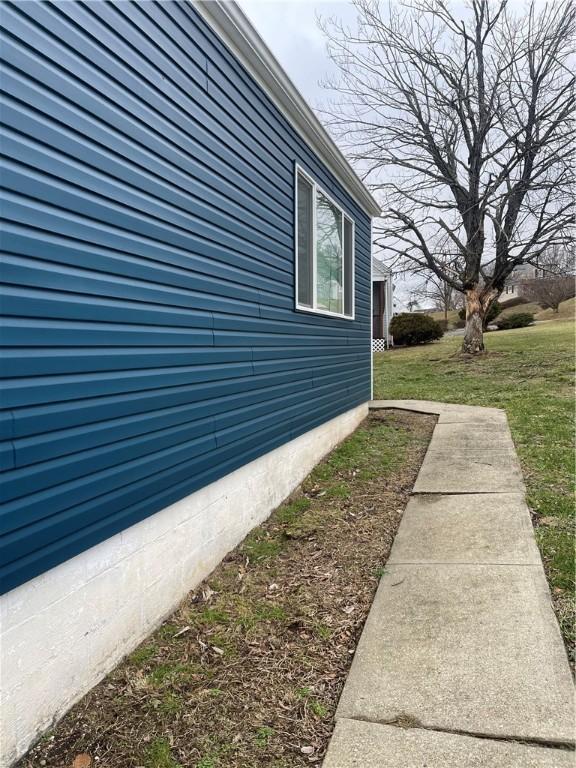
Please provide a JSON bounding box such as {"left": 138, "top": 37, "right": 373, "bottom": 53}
{"left": 20, "top": 410, "right": 435, "bottom": 768}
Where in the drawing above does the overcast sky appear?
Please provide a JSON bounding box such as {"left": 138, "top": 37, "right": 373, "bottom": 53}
{"left": 237, "top": 1, "right": 351, "bottom": 109}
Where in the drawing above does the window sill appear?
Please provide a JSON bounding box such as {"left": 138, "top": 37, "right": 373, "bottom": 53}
{"left": 295, "top": 304, "right": 355, "bottom": 321}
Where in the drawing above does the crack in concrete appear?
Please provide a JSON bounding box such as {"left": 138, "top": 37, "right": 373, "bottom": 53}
{"left": 389, "top": 561, "right": 544, "bottom": 566}
{"left": 411, "top": 489, "right": 524, "bottom": 495}
{"left": 341, "top": 714, "right": 576, "bottom": 752}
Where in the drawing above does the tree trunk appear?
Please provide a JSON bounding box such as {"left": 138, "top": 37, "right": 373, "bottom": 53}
{"left": 462, "top": 288, "right": 485, "bottom": 354}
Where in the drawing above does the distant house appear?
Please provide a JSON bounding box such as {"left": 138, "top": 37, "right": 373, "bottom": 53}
{"left": 0, "top": 1, "right": 381, "bottom": 762}
{"left": 372, "top": 258, "right": 394, "bottom": 350}
{"left": 503, "top": 264, "right": 542, "bottom": 299}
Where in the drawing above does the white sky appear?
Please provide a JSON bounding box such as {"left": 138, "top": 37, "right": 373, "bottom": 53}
{"left": 237, "top": 1, "right": 353, "bottom": 109}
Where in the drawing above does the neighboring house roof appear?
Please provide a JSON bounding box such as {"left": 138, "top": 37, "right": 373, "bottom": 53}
{"left": 372, "top": 257, "right": 392, "bottom": 281}
{"left": 192, "top": 0, "right": 382, "bottom": 218}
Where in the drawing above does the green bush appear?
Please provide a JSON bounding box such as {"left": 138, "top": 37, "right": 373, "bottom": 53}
{"left": 458, "top": 300, "right": 501, "bottom": 329}
{"left": 389, "top": 313, "right": 444, "bottom": 346}
{"left": 495, "top": 312, "right": 535, "bottom": 330}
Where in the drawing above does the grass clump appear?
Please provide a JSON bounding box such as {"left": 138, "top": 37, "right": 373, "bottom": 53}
{"left": 276, "top": 497, "right": 311, "bottom": 524}
{"left": 254, "top": 726, "right": 274, "bottom": 748}
{"left": 147, "top": 662, "right": 194, "bottom": 688}
{"left": 241, "top": 531, "right": 283, "bottom": 561}
{"left": 129, "top": 645, "right": 157, "bottom": 666}
{"left": 144, "top": 738, "right": 181, "bottom": 768}
{"left": 236, "top": 601, "right": 287, "bottom": 631}
{"left": 196, "top": 760, "right": 216, "bottom": 768}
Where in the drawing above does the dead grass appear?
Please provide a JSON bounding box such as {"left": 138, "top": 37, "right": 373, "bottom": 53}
{"left": 535, "top": 296, "right": 575, "bottom": 322}
{"left": 427, "top": 296, "right": 575, "bottom": 329}
{"left": 19, "top": 410, "right": 435, "bottom": 768}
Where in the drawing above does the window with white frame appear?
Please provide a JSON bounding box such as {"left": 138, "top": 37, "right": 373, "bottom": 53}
{"left": 295, "top": 167, "right": 354, "bottom": 319}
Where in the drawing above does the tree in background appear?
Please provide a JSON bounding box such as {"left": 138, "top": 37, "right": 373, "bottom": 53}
{"left": 322, "top": 0, "right": 575, "bottom": 353}
{"left": 520, "top": 246, "right": 576, "bottom": 312}
{"left": 413, "top": 262, "right": 462, "bottom": 328}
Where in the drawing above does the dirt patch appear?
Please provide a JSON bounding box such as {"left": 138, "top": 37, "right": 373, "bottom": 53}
{"left": 20, "top": 410, "right": 435, "bottom": 768}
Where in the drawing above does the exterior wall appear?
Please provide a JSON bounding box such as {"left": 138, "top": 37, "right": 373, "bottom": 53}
{"left": 503, "top": 264, "right": 540, "bottom": 299}
{"left": 371, "top": 278, "right": 394, "bottom": 349}
{"left": 0, "top": 402, "right": 368, "bottom": 765}
{"left": 0, "top": 1, "right": 372, "bottom": 597}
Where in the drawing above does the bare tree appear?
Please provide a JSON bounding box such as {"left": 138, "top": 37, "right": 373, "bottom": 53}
{"left": 321, "top": 0, "right": 575, "bottom": 353}
{"left": 522, "top": 275, "right": 575, "bottom": 312}
{"left": 520, "top": 245, "right": 575, "bottom": 312}
{"left": 413, "top": 273, "right": 462, "bottom": 324}
{"left": 411, "top": 250, "right": 463, "bottom": 323}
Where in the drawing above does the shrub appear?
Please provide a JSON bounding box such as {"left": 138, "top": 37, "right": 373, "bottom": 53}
{"left": 495, "top": 312, "right": 535, "bottom": 330}
{"left": 389, "top": 313, "right": 444, "bottom": 346}
{"left": 458, "top": 300, "right": 501, "bottom": 329}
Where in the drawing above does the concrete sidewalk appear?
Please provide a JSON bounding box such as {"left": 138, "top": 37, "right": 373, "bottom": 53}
{"left": 324, "top": 400, "right": 574, "bottom": 767}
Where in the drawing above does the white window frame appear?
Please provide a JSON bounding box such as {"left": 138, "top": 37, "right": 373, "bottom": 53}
{"left": 294, "top": 164, "right": 355, "bottom": 320}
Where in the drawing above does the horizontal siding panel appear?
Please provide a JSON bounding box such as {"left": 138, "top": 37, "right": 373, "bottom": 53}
{"left": 2, "top": 251, "right": 269, "bottom": 311}
{"left": 7, "top": 369, "right": 316, "bottom": 439}
{"left": 3, "top": 6, "right": 293, "bottom": 207}
{"left": 2, "top": 213, "right": 294, "bottom": 287}
{"left": 3, "top": 132, "right": 293, "bottom": 251}
{"left": 3, "top": 166, "right": 290, "bottom": 267}
{"left": 0, "top": 0, "right": 372, "bottom": 594}
{"left": 1, "top": 415, "right": 217, "bottom": 507}
{"left": 2, "top": 392, "right": 368, "bottom": 594}
{"left": 1, "top": 362, "right": 256, "bottom": 408}
{"left": 0, "top": 409, "right": 325, "bottom": 593}
{"left": 1, "top": 382, "right": 359, "bottom": 543}
{"left": 1, "top": 287, "right": 216, "bottom": 328}
{"left": 1, "top": 320, "right": 215, "bottom": 347}
{"left": 13, "top": 377, "right": 313, "bottom": 469}
{"left": 1, "top": 77, "right": 290, "bottom": 231}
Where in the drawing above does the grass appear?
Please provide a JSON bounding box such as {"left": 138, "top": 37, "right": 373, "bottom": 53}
{"left": 497, "top": 300, "right": 542, "bottom": 319}
{"left": 427, "top": 295, "right": 574, "bottom": 328}
{"left": 429, "top": 308, "right": 459, "bottom": 327}
{"left": 374, "top": 319, "right": 575, "bottom": 657}
{"left": 535, "top": 296, "right": 575, "bottom": 322}
{"left": 144, "top": 738, "right": 182, "bottom": 768}
{"left": 21, "top": 410, "right": 435, "bottom": 768}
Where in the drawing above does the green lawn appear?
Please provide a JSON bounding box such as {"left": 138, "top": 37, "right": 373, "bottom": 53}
{"left": 374, "top": 320, "right": 575, "bottom": 657}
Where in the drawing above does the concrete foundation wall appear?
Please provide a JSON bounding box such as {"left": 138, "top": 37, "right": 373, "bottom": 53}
{"left": 0, "top": 402, "right": 368, "bottom": 766}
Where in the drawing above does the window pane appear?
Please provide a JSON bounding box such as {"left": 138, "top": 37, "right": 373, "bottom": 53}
{"left": 316, "top": 191, "right": 343, "bottom": 314}
{"left": 344, "top": 217, "right": 353, "bottom": 316}
{"left": 297, "top": 174, "right": 314, "bottom": 308}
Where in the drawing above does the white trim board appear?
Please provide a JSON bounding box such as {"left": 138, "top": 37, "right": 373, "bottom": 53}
{"left": 1, "top": 402, "right": 369, "bottom": 766}
{"left": 190, "top": 1, "right": 381, "bottom": 218}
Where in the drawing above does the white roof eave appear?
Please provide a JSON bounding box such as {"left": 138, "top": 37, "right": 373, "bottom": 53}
{"left": 190, "top": 0, "right": 381, "bottom": 219}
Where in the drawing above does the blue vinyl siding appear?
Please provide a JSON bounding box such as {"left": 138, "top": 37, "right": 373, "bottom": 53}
{"left": 0, "top": 1, "right": 372, "bottom": 594}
